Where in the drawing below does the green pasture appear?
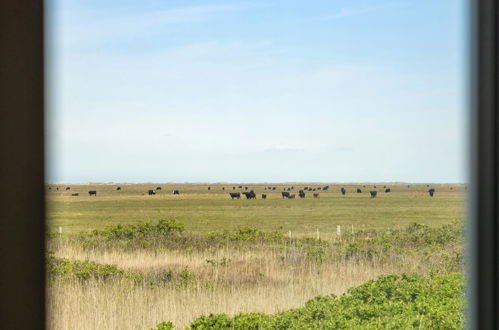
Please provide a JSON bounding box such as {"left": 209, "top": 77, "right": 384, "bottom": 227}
{"left": 46, "top": 183, "right": 466, "bottom": 236}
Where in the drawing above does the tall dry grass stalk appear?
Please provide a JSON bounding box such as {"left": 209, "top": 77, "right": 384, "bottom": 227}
{"left": 47, "top": 241, "right": 432, "bottom": 329}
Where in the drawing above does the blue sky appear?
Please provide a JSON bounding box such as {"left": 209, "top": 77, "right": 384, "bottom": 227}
{"left": 46, "top": 0, "right": 467, "bottom": 183}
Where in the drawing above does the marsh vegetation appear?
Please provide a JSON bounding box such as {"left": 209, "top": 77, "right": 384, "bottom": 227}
{"left": 46, "top": 183, "right": 464, "bottom": 329}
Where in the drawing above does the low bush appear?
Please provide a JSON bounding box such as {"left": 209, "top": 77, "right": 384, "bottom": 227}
{"left": 87, "top": 218, "right": 185, "bottom": 241}
{"left": 47, "top": 255, "right": 202, "bottom": 289}
{"left": 151, "top": 321, "right": 175, "bottom": 330}
{"left": 46, "top": 255, "right": 137, "bottom": 281}
{"left": 167, "top": 272, "right": 464, "bottom": 329}
{"left": 336, "top": 221, "right": 462, "bottom": 262}
{"left": 70, "top": 220, "right": 463, "bottom": 270}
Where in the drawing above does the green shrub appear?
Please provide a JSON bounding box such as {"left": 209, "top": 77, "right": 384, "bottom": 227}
{"left": 71, "top": 220, "right": 462, "bottom": 272}
{"left": 151, "top": 321, "right": 175, "bottom": 330}
{"left": 46, "top": 255, "right": 136, "bottom": 281}
{"left": 337, "top": 222, "right": 462, "bottom": 263}
{"left": 176, "top": 272, "right": 464, "bottom": 329}
{"left": 206, "top": 227, "right": 284, "bottom": 243}
{"left": 175, "top": 267, "right": 197, "bottom": 288}
{"left": 88, "top": 218, "right": 185, "bottom": 241}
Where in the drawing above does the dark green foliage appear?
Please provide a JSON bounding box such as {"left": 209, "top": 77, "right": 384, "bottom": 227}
{"left": 71, "top": 220, "right": 463, "bottom": 274}
{"left": 76, "top": 221, "right": 288, "bottom": 251}
{"left": 46, "top": 255, "right": 136, "bottom": 281}
{"left": 180, "top": 273, "right": 464, "bottom": 329}
{"left": 88, "top": 218, "right": 185, "bottom": 241}
{"left": 204, "top": 227, "right": 285, "bottom": 246}
{"left": 47, "top": 255, "right": 199, "bottom": 288}
{"left": 190, "top": 312, "right": 273, "bottom": 329}
{"left": 151, "top": 321, "right": 175, "bottom": 330}
{"left": 336, "top": 222, "right": 462, "bottom": 263}
{"left": 76, "top": 219, "right": 188, "bottom": 249}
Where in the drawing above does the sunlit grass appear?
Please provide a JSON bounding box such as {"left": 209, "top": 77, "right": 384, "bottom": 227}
{"left": 47, "top": 183, "right": 464, "bottom": 234}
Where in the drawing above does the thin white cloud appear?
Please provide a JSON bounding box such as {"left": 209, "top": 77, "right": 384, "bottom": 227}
{"left": 316, "top": 2, "right": 409, "bottom": 21}
{"left": 58, "top": 2, "right": 259, "bottom": 50}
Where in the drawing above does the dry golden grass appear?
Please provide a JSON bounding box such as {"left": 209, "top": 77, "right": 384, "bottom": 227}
{"left": 47, "top": 241, "right": 436, "bottom": 329}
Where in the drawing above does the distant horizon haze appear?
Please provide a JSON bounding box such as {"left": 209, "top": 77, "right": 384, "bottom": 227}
{"left": 45, "top": 180, "right": 467, "bottom": 185}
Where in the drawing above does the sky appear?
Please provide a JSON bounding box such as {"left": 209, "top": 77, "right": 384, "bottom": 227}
{"left": 46, "top": 0, "right": 468, "bottom": 183}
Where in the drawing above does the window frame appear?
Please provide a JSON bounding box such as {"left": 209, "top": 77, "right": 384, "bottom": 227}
{"left": 0, "top": 1, "right": 496, "bottom": 328}
{"left": 0, "top": 1, "right": 46, "bottom": 329}
{"left": 468, "top": 0, "right": 499, "bottom": 328}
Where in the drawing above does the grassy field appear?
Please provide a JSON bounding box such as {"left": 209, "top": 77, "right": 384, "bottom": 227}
{"left": 47, "top": 182, "right": 465, "bottom": 235}
{"left": 46, "top": 182, "right": 465, "bottom": 329}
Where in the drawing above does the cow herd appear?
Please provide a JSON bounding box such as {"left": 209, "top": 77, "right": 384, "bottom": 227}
{"left": 47, "top": 185, "right": 442, "bottom": 199}
{"left": 229, "top": 186, "right": 438, "bottom": 200}
{"left": 48, "top": 186, "right": 183, "bottom": 197}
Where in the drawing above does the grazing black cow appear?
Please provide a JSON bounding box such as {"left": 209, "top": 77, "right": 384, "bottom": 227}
{"left": 66, "top": 187, "right": 70, "bottom": 190}
{"left": 229, "top": 192, "right": 241, "bottom": 199}
{"left": 243, "top": 191, "right": 256, "bottom": 199}
{"left": 363, "top": 185, "right": 366, "bottom": 188}
{"left": 370, "top": 191, "right": 377, "bottom": 198}
{"left": 428, "top": 189, "right": 435, "bottom": 197}
{"left": 304, "top": 187, "right": 308, "bottom": 191}
{"left": 88, "top": 190, "right": 97, "bottom": 196}
{"left": 56, "top": 187, "right": 59, "bottom": 191}
{"left": 385, "top": 188, "right": 391, "bottom": 193}
{"left": 357, "top": 189, "right": 362, "bottom": 193}
{"left": 48, "top": 187, "right": 51, "bottom": 190}
{"left": 222, "top": 187, "right": 225, "bottom": 190}
{"left": 312, "top": 188, "right": 316, "bottom": 191}
{"left": 116, "top": 187, "right": 121, "bottom": 191}
{"left": 323, "top": 186, "right": 329, "bottom": 191}
{"left": 282, "top": 191, "right": 290, "bottom": 198}
{"left": 156, "top": 187, "right": 162, "bottom": 190}
{"left": 208, "top": 187, "right": 211, "bottom": 190}
{"left": 239, "top": 185, "right": 243, "bottom": 188}
{"left": 318, "top": 187, "right": 321, "bottom": 190}
{"left": 272, "top": 187, "right": 276, "bottom": 190}
{"left": 262, "top": 194, "right": 267, "bottom": 199}
{"left": 148, "top": 189, "right": 156, "bottom": 195}
{"left": 71, "top": 193, "right": 79, "bottom": 196}
{"left": 173, "top": 190, "right": 180, "bottom": 195}
{"left": 287, "top": 188, "right": 291, "bottom": 191}
{"left": 299, "top": 190, "right": 305, "bottom": 198}
{"left": 233, "top": 187, "right": 236, "bottom": 190}
{"left": 313, "top": 193, "right": 319, "bottom": 198}
{"left": 245, "top": 187, "right": 248, "bottom": 191}
{"left": 340, "top": 187, "right": 346, "bottom": 195}
{"left": 291, "top": 186, "right": 294, "bottom": 190}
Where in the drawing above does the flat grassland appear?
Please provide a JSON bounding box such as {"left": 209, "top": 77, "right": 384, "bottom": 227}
{"left": 47, "top": 182, "right": 464, "bottom": 235}
{"left": 46, "top": 182, "right": 465, "bottom": 329}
